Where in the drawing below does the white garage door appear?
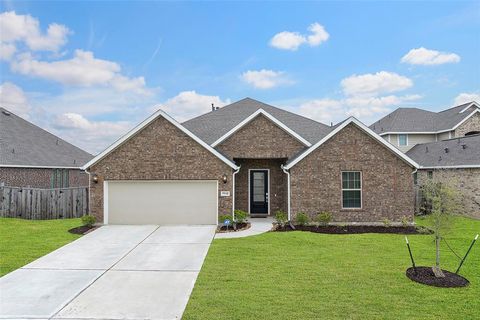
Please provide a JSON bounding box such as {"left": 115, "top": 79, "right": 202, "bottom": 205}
{"left": 105, "top": 180, "right": 218, "bottom": 225}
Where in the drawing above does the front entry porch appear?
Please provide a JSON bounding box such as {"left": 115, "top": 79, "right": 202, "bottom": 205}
{"left": 234, "top": 159, "right": 288, "bottom": 216}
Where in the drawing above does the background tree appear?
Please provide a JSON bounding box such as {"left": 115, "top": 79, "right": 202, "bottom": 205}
{"left": 421, "top": 172, "right": 462, "bottom": 277}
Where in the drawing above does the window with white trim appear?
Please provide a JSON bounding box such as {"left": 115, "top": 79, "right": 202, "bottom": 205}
{"left": 398, "top": 134, "right": 408, "bottom": 146}
{"left": 342, "top": 171, "right": 362, "bottom": 209}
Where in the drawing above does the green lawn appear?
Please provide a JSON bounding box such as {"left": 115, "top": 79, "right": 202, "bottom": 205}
{"left": 0, "top": 218, "right": 82, "bottom": 276}
{"left": 184, "top": 216, "right": 480, "bottom": 320}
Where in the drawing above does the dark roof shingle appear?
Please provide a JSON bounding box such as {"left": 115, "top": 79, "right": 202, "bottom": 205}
{"left": 182, "top": 98, "right": 332, "bottom": 145}
{"left": 0, "top": 108, "right": 93, "bottom": 167}
{"left": 406, "top": 134, "right": 480, "bottom": 167}
{"left": 370, "top": 102, "right": 479, "bottom": 134}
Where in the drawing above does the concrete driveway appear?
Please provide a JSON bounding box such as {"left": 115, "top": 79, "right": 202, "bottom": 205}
{"left": 0, "top": 224, "right": 216, "bottom": 320}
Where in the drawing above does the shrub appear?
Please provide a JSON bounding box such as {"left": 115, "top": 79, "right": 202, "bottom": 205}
{"left": 382, "top": 218, "right": 391, "bottom": 227}
{"left": 219, "top": 214, "right": 233, "bottom": 225}
{"left": 401, "top": 215, "right": 410, "bottom": 227}
{"left": 81, "top": 214, "right": 96, "bottom": 227}
{"left": 315, "top": 211, "right": 332, "bottom": 226}
{"left": 234, "top": 210, "right": 249, "bottom": 223}
{"left": 274, "top": 210, "right": 288, "bottom": 227}
{"left": 295, "top": 212, "right": 310, "bottom": 226}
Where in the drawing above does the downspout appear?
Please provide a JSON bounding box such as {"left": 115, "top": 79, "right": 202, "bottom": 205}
{"left": 232, "top": 166, "right": 240, "bottom": 220}
{"left": 281, "top": 165, "right": 291, "bottom": 221}
{"left": 412, "top": 167, "right": 418, "bottom": 219}
{"left": 85, "top": 168, "right": 91, "bottom": 217}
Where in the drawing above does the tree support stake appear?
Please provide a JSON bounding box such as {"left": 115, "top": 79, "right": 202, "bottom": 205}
{"left": 455, "top": 234, "right": 478, "bottom": 274}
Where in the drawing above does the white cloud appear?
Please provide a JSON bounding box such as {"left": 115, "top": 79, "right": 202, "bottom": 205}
{"left": 401, "top": 47, "right": 460, "bottom": 65}
{"left": 296, "top": 94, "right": 422, "bottom": 125}
{"left": 241, "top": 69, "right": 292, "bottom": 89}
{"left": 11, "top": 50, "right": 150, "bottom": 95}
{"left": 297, "top": 99, "right": 344, "bottom": 124}
{"left": 270, "top": 22, "right": 329, "bottom": 51}
{"left": 454, "top": 92, "right": 480, "bottom": 105}
{"left": 0, "top": 11, "right": 70, "bottom": 52}
{"left": 345, "top": 94, "right": 421, "bottom": 118}
{"left": 0, "top": 42, "right": 16, "bottom": 60}
{"left": 341, "top": 71, "right": 413, "bottom": 97}
{"left": 159, "top": 90, "right": 231, "bottom": 122}
{"left": 306, "top": 23, "right": 330, "bottom": 46}
{"left": 270, "top": 31, "right": 306, "bottom": 51}
{"left": 52, "top": 113, "right": 132, "bottom": 154}
{"left": 0, "top": 82, "right": 30, "bottom": 117}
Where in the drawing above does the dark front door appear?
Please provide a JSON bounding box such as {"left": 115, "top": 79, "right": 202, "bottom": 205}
{"left": 250, "top": 170, "right": 269, "bottom": 214}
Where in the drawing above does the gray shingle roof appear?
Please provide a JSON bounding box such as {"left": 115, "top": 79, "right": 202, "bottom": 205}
{"left": 182, "top": 98, "right": 332, "bottom": 145}
{"left": 406, "top": 134, "right": 480, "bottom": 167}
{"left": 370, "top": 102, "right": 479, "bottom": 134}
{"left": 0, "top": 107, "right": 93, "bottom": 167}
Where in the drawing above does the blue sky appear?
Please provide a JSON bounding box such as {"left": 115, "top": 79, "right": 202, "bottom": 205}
{"left": 0, "top": 1, "right": 479, "bottom": 153}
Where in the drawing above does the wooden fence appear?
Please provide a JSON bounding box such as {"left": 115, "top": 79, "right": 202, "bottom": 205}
{"left": 0, "top": 186, "right": 88, "bottom": 220}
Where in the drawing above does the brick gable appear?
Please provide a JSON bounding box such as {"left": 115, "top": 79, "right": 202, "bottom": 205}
{"left": 290, "top": 123, "right": 414, "bottom": 222}
{"left": 89, "top": 116, "right": 233, "bottom": 222}
{"left": 215, "top": 114, "right": 305, "bottom": 160}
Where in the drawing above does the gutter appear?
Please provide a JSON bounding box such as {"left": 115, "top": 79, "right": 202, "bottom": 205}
{"left": 281, "top": 165, "right": 291, "bottom": 221}
{"left": 232, "top": 166, "right": 240, "bottom": 220}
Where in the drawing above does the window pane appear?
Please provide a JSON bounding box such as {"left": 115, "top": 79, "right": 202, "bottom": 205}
{"left": 342, "top": 172, "right": 361, "bottom": 189}
{"left": 342, "top": 172, "right": 348, "bottom": 188}
{"left": 399, "top": 134, "right": 407, "bottom": 146}
{"left": 343, "top": 190, "right": 361, "bottom": 208}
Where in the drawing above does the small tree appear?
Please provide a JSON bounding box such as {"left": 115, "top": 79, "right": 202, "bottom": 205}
{"left": 421, "top": 175, "right": 461, "bottom": 277}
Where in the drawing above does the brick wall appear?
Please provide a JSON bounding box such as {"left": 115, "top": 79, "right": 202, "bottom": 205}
{"left": 455, "top": 112, "right": 480, "bottom": 137}
{"left": 417, "top": 168, "right": 480, "bottom": 219}
{"left": 0, "top": 167, "right": 88, "bottom": 188}
{"left": 289, "top": 123, "right": 415, "bottom": 223}
{"left": 234, "top": 159, "right": 287, "bottom": 215}
{"left": 89, "top": 116, "right": 233, "bottom": 223}
{"left": 216, "top": 114, "right": 305, "bottom": 160}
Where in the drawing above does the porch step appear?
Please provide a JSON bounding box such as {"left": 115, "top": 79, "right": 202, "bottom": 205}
{"left": 250, "top": 214, "right": 269, "bottom": 218}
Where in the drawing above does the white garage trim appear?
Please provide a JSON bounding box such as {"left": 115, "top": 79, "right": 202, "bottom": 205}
{"left": 104, "top": 180, "right": 218, "bottom": 225}
{"left": 103, "top": 180, "right": 109, "bottom": 224}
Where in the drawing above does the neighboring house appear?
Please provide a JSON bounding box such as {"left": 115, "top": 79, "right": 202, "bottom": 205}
{"left": 407, "top": 134, "right": 480, "bottom": 219}
{"left": 83, "top": 98, "right": 418, "bottom": 225}
{"left": 0, "top": 107, "right": 93, "bottom": 188}
{"left": 370, "top": 101, "right": 480, "bottom": 152}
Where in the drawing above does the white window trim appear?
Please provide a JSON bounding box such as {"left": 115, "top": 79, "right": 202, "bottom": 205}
{"left": 247, "top": 168, "right": 270, "bottom": 215}
{"left": 398, "top": 134, "right": 408, "bottom": 146}
{"left": 341, "top": 171, "right": 362, "bottom": 210}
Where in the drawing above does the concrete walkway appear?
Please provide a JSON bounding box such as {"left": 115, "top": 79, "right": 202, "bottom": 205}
{"left": 215, "top": 217, "right": 274, "bottom": 239}
{"left": 0, "top": 224, "right": 216, "bottom": 320}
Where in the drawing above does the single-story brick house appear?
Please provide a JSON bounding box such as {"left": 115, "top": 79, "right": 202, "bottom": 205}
{"left": 83, "top": 98, "right": 419, "bottom": 225}
{"left": 0, "top": 107, "right": 92, "bottom": 188}
{"left": 407, "top": 134, "right": 480, "bottom": 219}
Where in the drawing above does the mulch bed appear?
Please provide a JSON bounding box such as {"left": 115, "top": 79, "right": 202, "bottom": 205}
{"left": 406, "top": 267, "right": 469, "bottom": 288}
{"left": 217, "top": 222, "right": 251, "bottom": 233}
{"left": 68, "top": 225, "right": 98, "bottom": 235}
{"left": 273, "top": 224, "right": 432, "bottom": 235}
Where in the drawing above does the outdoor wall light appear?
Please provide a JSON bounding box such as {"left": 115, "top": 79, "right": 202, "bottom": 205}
{"left": 222, "top": 174, "right": 228, "bottom": 184}
{"left": 92, "top": 174, "right": 99, "bottom": 184}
